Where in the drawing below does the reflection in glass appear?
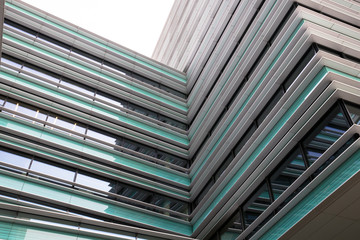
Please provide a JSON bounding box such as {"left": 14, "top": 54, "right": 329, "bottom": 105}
{"left": 1, "top": 55, "right": 23, "bottom": 69}
{"left": 303, "top": 104, "right": 349, "bottom": 165}
{"left": 0, "top": 147, "right": 31, "bottom": 172}
{"left": 22, "top": 64, "right": 60, "bottom": 83}
{"left": 220, "top": 212, "right": 243, "bottom": 240}
{"left": 270, "top": 147, "right": 306, "bottom": 200}
{"left": 86, "top": 128, "right": 117, "bottom": 145}
{"left": 59, "top": 78, "right": 94, "bottom": 97}
{"left": 30, "top": 159, "right": 75, "bottom": 183}
{"left": 345, "top": 102, "right": 360, "bottom": 124}
{"left": 243, "top": 182, "right": 271, "bottom": 228}
{"left": 76, "top": 172, "right": 117, "bottom": 194}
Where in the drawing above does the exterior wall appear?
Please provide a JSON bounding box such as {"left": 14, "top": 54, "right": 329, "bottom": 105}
{"left": 1, "top": 0, "right": 360, "bottom": 240}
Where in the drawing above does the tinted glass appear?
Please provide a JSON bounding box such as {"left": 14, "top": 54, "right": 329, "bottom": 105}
{"left": 303, "top": 104, "right": 349, "bottom": 165}
{"left": 243, "top": 182, "right": 271, "bottom": 229}
{"left": 270, "top": 147, "right": 306, "bottom": 200}
{"left": 256, "top": 87, "right": 284, "bottom": 126}
{"left": 220, "top": 212, "right": 243, "bottom": 240}
{"left": 345, "top": 102, "right": 360, "bottom": 124}
{"left": 234, "top": 123, "right": 257, "bottom": 155}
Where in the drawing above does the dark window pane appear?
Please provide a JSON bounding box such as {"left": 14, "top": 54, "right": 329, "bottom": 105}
{"left": 303, "top": 104, "right": 349, "bottom": 165}
{"left": 194, "top": 178, "right": 215, "bottom": 207}
{"left": 313, "top": 134, "right": 359, "bottom": 177}
{"left": 71, "top": 49, "right": 102, "bottom": 65}
{"left": 157, "top": 151, "right": 188, "bottom": 167}
{"left": 345, "top": 102, "right": 360, "bottom": 125}
{"left": 37, "top": 33, "right": 71, "bottom": 52}
{"left": 234, "top": 123, "right": 257, "bottom": 155}
{"left": 270, "top": 147, "right": 306, "bottom": 200}
{"left": 103, "top": 61, "right": 130, "bottom": 76}
{"left": 215, "top": 152, "right": 233, "bottom": 181}
{"left": 4, "top": 19, "right": 37, "bottom": 37}
{"left": 220, "top": 212, "right": 243, "bottom": 240}
{"left": 283, "top": 46, "right": 317, "bottom": 91}
{"left": 118, "top": 184, "right": 152, "bottom": 202}
{"left": 256, "top": 87, "right": 284, "bottom": 126}
{"left": 243, "top": 182, "right": 271, "bottom": 229}
{"left": 0, "top": 96, "right": 5, "bottom": 106}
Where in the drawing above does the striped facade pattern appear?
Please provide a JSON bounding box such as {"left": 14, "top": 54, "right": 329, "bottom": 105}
{"left": 0, "top": 0, "right": 360, "bottom": 239}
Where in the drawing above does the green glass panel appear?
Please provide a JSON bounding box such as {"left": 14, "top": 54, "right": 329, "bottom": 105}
{"left": 259, "top": 149, "right": 360, "bottom": 239}
{"left": 8, "top": 224, "right": 77, "bottom": 240}
{"left": 0, "top": 221, "right": 12, "bottom": 239}
{"left": 22, "top": 181, "right": 72, "bottom": 203}
{"left": 0, "top": 174, "right": 25, "bottom": 190}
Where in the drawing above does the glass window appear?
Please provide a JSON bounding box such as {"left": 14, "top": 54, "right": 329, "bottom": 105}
{"left": 219, "top": 212, "right": 243, "bottom": 240}
{"left": 17, "top": 102, "right": 47, "bottom": 124}
{"left": 86, "top": 127, "right": 117, "bottom": 145}
{"left": 303, "top": 103, "right": 349, "bottom": 165}
{"left": 270, "top": 147, "right": 306, "bottom": 201}
{"left": 194, "top": 178, "right": 214, "bottom": 207}
{"left": 234, "top": 123, "right": 257, "bottom": 155}
{"left": 283, "top": 46, "right": 316, "bottom": 91}
{"left": 22, "top": 64, "right": 60, "bottom": 84}
{"left": 80, "top": 224, "right": 136, "bottom": 240}
{"left": 46, "top": 114, "right": 85, "bottom": 136}
{"left": 313, "top": 134, "right": 359, "bottom": 178}
{"left": 137, "top": 144, "right": 157, "bottom": 158}
{"left": 3, "top": 99, "right": 18, "bottom": 111}
{"left": 0, "top": 147, "right": 32, "bottom": 172}
{"left": 59, "top": 78, "right": 94, "bottom": 97}
{"left": 37, "top": 33, "right": 71, "bottom": 52}
{"left": 214, "top": 152, "right": 233, "bottom": 180}
{"left": 149, "top": 195, "right": 172, "bottom": 210}
{"left": 30, "top": 159, "right": 75, "bottom": 184}
{"left": 71, "top": 49, "right": 102, "bottom": 65}
{"left": 4, "top": 20, "right": 37, "bottom": 37}
{"left": 2, "top": 98, "right": 48, "bottom": 124}
{"left": 0, "top": 96, "right": 5, "bottom": 107}
{"left": 158, "top": 115, "right": 188, "bottom": 130}
{"left": 157, "top": 151, "right": 188, "bottom": 167}
{"left": 1, "top": 55, "right": 23, "bottom": 69}
{"left": 256, "top": 87, "right": 284, "bottom": 126}
{"left": 345, "top": 102, "right": 360, "bottom": 125}
{"left": 102, "top": 61, "right": 130, "bottom": 76}
{"left": 133, "top": 73, "right": 159, "bottom": 88}
{"left": 117, "top": 184, "right": 151, "bottom": 202}
{"left": 159, "top": 85, "right": 186, "bottom": 98}
{"left": 121, "top": 139, "right": 139, "bottom": 152}
{"left": 137, "top": 234, "right": 167, "bottom": 240}
{"left": 242, "top": 182, "right": 271, "bottom": 229}
{"left": 76, "top": 171, "right": 117, "bottom": 194}
{"left": 95, "top": 91, "right": 126, "bottom": 108}
{"left": 170, "top": 200, "right": 188, "bottom": 214}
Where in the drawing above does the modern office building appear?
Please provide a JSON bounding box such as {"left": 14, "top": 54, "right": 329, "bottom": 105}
{"left": 0, "top": 0, "right": 360, "bottom": 239}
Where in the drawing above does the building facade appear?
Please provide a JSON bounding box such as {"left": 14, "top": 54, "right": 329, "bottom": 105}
{"left": 0, "top": 0, "right": 360, "bottom": 239}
